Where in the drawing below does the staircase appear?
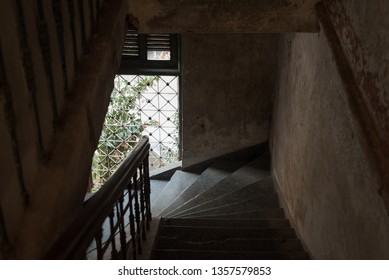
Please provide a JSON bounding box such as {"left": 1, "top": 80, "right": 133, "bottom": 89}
{"left": 148, "top": 156, "right": 310, "bottom": 260}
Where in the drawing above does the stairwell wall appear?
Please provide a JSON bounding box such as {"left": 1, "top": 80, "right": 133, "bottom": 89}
{"left": 181, "top": 34, "right": 279, "bottom": 168}
{"left": 0, "top": 0, "right": 128, "bottom": 259}
{"left": 270, "top": 1, "right": 389, "bottom": 259}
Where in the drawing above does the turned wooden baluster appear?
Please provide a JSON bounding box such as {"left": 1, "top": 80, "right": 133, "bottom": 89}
{"left": 118, "top": 197, "right": 127, "bottom": 259}
{"left": 138, "top": 165, "right": 147, "bottom": 240}
{"left": 95, "top": 228, "right": 103, "bottom": 260}
{"left": 127, "top": 181, "right": 137, "bottom": 259}
{"left": 108, "top": 209, "right": 118, "bottom": 259}
{"left": 143, "top": 156, "right": 152, "bottom": 228}
{"left": 133, "top": 174, "right": 142, "bottom": 254}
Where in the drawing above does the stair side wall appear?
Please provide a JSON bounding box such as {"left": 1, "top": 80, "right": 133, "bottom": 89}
{"left": 271, "top": 0, "right": 389, "bottom": 259}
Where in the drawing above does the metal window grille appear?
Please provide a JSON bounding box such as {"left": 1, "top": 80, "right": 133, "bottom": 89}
{"left": 91, "top": 74, "right": 179, "bottom": 191}
{"left": 90, "top": 31, "right": 180, "bottom": 192}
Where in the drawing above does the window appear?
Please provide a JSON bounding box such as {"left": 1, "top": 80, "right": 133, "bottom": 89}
{"left": 90, "top": 31, "right": 181, "bottom": 191}
{"left": 119, "top": 30, "right": 180, "bottom": 75}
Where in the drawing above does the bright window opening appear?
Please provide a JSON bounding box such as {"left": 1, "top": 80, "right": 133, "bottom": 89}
{"left": 91, "top": 74, "right": 179, "bottom": 192}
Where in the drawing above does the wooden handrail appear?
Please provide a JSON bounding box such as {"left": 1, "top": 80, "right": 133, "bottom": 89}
{"left": 45, "top": 136, "right": 151, "bottom": 259}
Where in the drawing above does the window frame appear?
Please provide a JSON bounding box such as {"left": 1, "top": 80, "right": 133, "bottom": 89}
{"left": 118, "top": 32, "right": 181, "bottom": 76}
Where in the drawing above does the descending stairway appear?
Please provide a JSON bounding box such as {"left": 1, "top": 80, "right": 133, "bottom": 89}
{"left": 149, "top": 156, "right": 310, "bottom": 260}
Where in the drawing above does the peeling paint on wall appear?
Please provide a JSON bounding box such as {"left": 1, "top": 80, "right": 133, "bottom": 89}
{"left": 322, "top": 0, "right": 389, "bottom": 213}
{"left": 325, "top": 0, "right": 389, "bottom": 138}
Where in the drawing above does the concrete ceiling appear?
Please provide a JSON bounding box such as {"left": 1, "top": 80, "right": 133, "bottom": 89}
{"left": 127, "top": 0, "right": 320, "bottom": 33}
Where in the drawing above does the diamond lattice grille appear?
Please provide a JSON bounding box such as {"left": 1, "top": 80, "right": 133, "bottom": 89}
{"left": 91, "top": 75, "right": 179, "bottom": 191}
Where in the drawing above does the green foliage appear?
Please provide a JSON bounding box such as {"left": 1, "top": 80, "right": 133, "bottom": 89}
{"left": 91, "top": 76, "right": 159, "bottom": 192}
{"left": 159, "top": 111, "right": 180, "bottom": 165}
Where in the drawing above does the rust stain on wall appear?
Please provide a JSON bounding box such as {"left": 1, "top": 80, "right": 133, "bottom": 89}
{"left": 322, "top": 0, "right": 389, "bottom": 213}
{"left": 325, "top": 0, "right": 389, "bottom": 138}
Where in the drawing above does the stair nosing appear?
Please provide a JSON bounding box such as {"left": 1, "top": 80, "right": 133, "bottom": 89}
{"left": 172, "top": 194, "right": 280, "bottom": 218}
{"left": 164, "top": 160, "right": 271, "bottom": 217}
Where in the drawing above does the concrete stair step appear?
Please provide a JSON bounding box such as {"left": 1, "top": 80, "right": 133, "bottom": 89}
{"left": 149, "top": 155, "right": 309, "bottom": 261}
{"left": 152, "top": 249, "right": 309, "bottom": 260}
{"left": 159, "top": 161, "right": 245, "bottom": 217}
{"left": 152, "top": 171, "right": 200, "bottom": 216}
{"left": 160, "top": 218, "right": 291, "bottom": 228}
{"left": 158, "top": 226, "right": 297, "bottom": 241}
{"left": 155, "top": 237, "right": 304, "bottom": 252}
{"left": 171, "top": 180, "right": 277, "bottom": 217}
{"left": 177, "top": 208, "right": 285, "bottom": 219}
{"left": 175, "top": 194, "right": 280, "bottom": 218}
{"left": 166, "top": 157, "right": 271, "bottom": 217}
{"left": 150, "top": 179, "right": 169, "bottom": 205}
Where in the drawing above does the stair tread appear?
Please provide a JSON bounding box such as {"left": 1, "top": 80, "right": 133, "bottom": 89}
{"left": 166, "top": 157, "right": 270, "bottom": 217}
{"left": 161, "top": 218, "right": 291, "bottom": 228}
{"left": 168, "top": 180, "right": 276, "bottom": 217}
{"left": 159, "top": 161, "right": 246, "bottom": 217}
{"left": 172, "top": 208, "right": 285, "bottom": 219}
{"left": 158, "top": 226, "right": 297, "bottom": 241}
{"left": 174, "top": 193, "right": 279, "bottom": 218}
{"left": 150, "top": 156, "right": 309, "bottom": 260}
{"left": 152, "top": 171, "right": 200, "bottom": 216}
{"left": 150, "top": 179, "right": 169, "bottom": 204}
{"left": 155, "top": 237, "right": 304, "bottom": 251}
{"left": 152, "top": 249, "right": 310, "bottom": 260}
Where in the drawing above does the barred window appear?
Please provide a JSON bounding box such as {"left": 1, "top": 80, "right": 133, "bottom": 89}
{"left": 90, "top": 32, "right": 181, "bottom": 191}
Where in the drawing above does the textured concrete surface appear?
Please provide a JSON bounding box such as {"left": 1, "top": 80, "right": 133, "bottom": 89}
{"left": 127, "top": 0, "right": 319, "bottom": 33}
{"left": 152, "top": 171, "right": 200, "bottom": 216}
{"left": 153, "top": 211, "right": 308, "bottom": 259}
{"left": 271, "top": 30, "right": 389, "bottom": 259}
{"left": 160, "top": 218, "right": 290, "bottom": 228}
{"left": 152, "top": 250, "right": 308, "bottom": 260}
{"left": 159, "top": 161, "right": 245, "bottom": 217}
{"left": 322, "top": 0, "right": 389, "bottom": 215}
{"left": 155, "top": 237, "right": 303, "bottom": 252}
{"left": 182, "top": 34, "right": 278, "bottom": 168}
{"left": 176, "top": 195, "right": 280, "bottom": 218}
{"left": 150, "top": 179, "right": 169, "bottom": 204}
{"left": 172, "top": 157, "right": 271, "bottom": 216}
{"left": 0, "top": 0, "right": 128, "bottom": 259}
{"left": 325, "top": 0, "right": 389, "bottom": 137}
{"left": 174, "top": 180, "right": 277, "bottom": 216}
{"left": 184, "top": 208, "right": 285, "bottom": 220}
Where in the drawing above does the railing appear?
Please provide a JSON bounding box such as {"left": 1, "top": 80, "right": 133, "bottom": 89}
{"left": 45, "top": 136, "right": 151, "bottom": 259}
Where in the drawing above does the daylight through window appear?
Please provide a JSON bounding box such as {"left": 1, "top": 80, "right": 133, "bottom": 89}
{"left": 91, "top": 74, "right": 179, "bottom": 191}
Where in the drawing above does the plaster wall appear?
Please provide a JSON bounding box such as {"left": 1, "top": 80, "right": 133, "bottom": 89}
{"left": 271, "top": 30, "right": 389, "bottom": 259}
{"left": 182, "top": 34, "right": 278, "bottom": 168}
{"left": 323, "top": 0, "right": 389, "bottom": 211}
{"left": 0, "top": 0, "right": 127, "bottom": 259}
{"left": 326, "top": 0, "right": 389, "bottom": 138}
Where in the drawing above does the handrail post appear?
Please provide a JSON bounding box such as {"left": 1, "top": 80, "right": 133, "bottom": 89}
{"left": 133, "top": 173, "right": 142, "bottom": 255}
{"left": 108, "top": 209, "right": 118, "bottom": 259}
{"left": 139, "top": 164, "right": 147, "bottom": 240}
{"left": 127, "top": 182, "right": 137, "bottom": 259}
{"left": 144, "top": 153, "right": 152, "bottom": 228}
{"left": 118, "top": 196, "right": 127, "bottom": 259}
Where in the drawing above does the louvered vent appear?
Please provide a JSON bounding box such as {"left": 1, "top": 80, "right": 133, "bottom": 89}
{"left": 119, "top": 31, "right": 178, "bottom": 74}
{"left": 123, "top": 30, "right": 139, "bottom": 58}
{"left": 122, "top": 31, "right": 171, "bottom": 61}
{"left": 147, "top": 34, "right": 171, "bottom": 60}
